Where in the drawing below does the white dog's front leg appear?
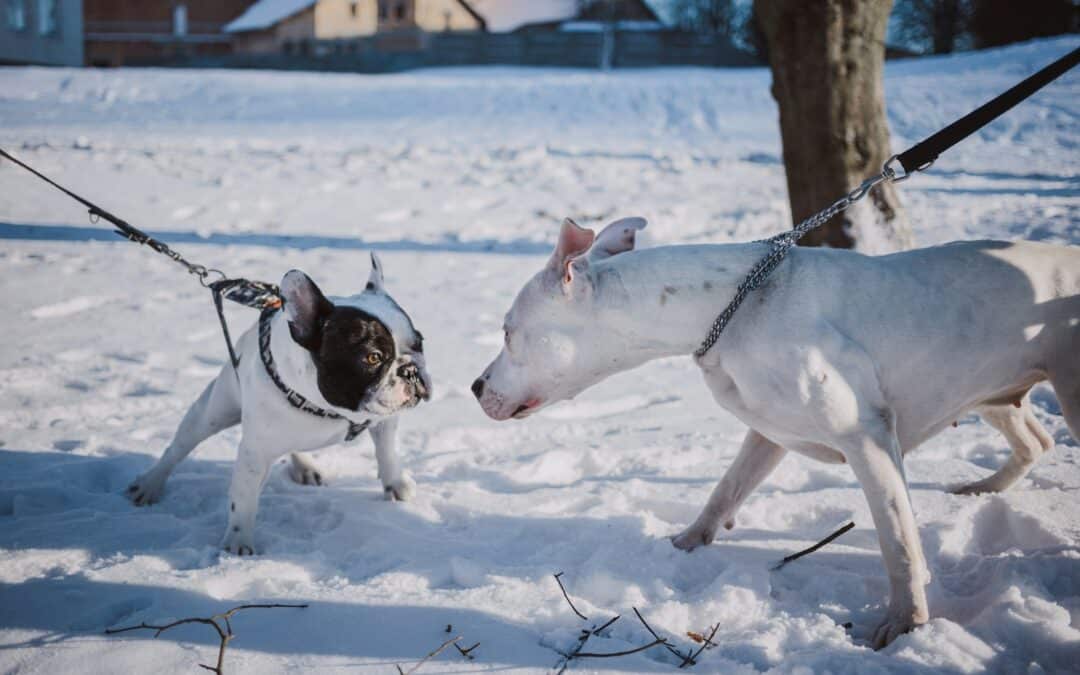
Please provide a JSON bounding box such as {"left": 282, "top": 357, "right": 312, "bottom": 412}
{"left": 673, "top": 429, "right": 787, "bottom": 550}
{"left": 370, "top": 417, "right": 415, "bottom": 502}
{"left": 843, "top": 424, "right": 929, "bottom": 649}
{"left": 222, "top": 442, "right": 274, "bottom": 556}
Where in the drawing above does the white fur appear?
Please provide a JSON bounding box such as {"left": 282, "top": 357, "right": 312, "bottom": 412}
{"left": 475, "top": 218, "right": 1080, "bottom": 648}
{"left": 129, "top": 258, "right": 429, "bottom": 555}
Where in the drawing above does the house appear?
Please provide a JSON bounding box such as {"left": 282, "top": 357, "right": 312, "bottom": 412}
{"left": 226, "top": 0, "right": 486, "bottom": 54}
{"left": 468, "top": 0, "right": 663, "bottom": 33}
{"left": 0, "top": 0, "right": 83, "bottom": 66}
{"left": 84, "top": 0, "right": 256, "bottom": 67}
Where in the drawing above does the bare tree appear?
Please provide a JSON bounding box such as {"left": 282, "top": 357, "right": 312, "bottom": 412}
{"left": 968, "top": 0, "right": 1078, "bottom": 49}
{"left": 671, "top": 0, "right": 738, "bottom": 35}
{"left": 892, "top": 0, "right": 971, "bottom": 54}
{"left": 754, "top": 0, "right": 912, "bottom": 252}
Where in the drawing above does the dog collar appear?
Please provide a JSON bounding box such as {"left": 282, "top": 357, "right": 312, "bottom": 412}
{"left": 258, "top": 308, "right": 369, "bottom": 442}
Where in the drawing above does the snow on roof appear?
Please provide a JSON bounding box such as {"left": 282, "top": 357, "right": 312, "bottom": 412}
{"left": 560, "top": 20, "right": 667, "bottom": 33}
{"left": 224, "top": 0, "right": 316, "bottom": 33}
{"left": 467, "top": 0, "right": 577, "bottom": 33}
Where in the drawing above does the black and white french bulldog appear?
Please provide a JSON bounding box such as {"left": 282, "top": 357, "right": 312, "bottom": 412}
{"left": 128, "top": 254, "right": 431, "bottom": 555}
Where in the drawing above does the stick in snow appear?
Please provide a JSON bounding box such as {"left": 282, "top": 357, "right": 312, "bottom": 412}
{"left": 396, "top": 636, "right": 462, "bottom": 675}
{"left": 104, "top": 603, "right": 308, "bottom": 675}
{"left": 771, "top": 521, "right": 856, "bottom": 570}
{"left": 553, "top": 572, "right": 589, "bottom": 621}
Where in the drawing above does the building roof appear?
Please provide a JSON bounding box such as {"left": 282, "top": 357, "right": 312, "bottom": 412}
{"left": 466, "top": 0, "right": 577, "bottom": 33}
{"left": 227, "top": 0, "right": 489, "bottom": 34}
{"left": 225, "top": 0, "right": 315, "bottom": 33}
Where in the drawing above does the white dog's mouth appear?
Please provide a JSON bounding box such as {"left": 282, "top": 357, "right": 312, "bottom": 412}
{"left": 511, "top": 398, "right": 543, "bottom": 419}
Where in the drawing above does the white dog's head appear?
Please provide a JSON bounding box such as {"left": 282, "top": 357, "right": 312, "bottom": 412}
{"left": 281, "top": 253, "right": 431, "bottom": 418}
{"left": 472, "top": 217, "right": 646, "bottom": 420}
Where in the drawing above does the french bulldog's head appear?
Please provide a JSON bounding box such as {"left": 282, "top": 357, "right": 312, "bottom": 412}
{"left": 472, "top": 217, "right": 647, "bottom": 421}
{"left": 280, "top": 254, "right": 431, "bottom": 417}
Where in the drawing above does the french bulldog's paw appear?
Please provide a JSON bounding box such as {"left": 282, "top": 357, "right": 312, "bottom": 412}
{"left": 871, "top": 610, "right": 926, "bottom": 649}
{"left": 383, "top": 472, "right": 416, "bottom": 502}
{"left": 127, "top": 473, "right": 166, "bottom": 506}
{"left": 288, "top": 454, "right": 325, "bottom": 487}
{"left": 222, "top": 526, "right": 256, "bottom": 556}
{"left": 671, "top": 519, "right": 719, "bottom": 551}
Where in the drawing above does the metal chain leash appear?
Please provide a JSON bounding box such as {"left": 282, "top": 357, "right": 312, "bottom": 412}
{"left": 693, "top": 156, "right": 921, "bottom": 360}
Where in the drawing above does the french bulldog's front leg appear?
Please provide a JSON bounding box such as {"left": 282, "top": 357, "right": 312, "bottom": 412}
{"left": 842, "top": 419, "right": 929, "bottom": 649}
{"left": 673, "top": 429, "right": 787, "bottom": 550}
{"left": 222, "top": 441, "right": 275, "bottom": 556}
{"left": 371, "top": 417, "right": 415, "bottom": 502}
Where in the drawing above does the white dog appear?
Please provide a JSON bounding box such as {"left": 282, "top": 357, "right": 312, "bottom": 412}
{"left": 129, "top": 255, "right": 431, "bottom": 555}
{"left": 473, "top": 217, "right": 1079, "bottom": 648}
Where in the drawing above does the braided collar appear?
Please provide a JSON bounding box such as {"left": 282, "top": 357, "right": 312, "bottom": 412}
{"left": 258, "top": 308, "right": 369, "bottom": 441}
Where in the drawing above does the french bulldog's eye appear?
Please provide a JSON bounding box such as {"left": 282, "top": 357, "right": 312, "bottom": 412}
{"left": 365, "top": 352, "right": 382, "bottom": 366}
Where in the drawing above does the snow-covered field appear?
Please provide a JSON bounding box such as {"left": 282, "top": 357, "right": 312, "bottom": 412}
{"left": 1, "top": 37, "right": 1078, "bottom": 674}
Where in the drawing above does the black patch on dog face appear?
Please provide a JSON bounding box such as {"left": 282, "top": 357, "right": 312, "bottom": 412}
{"left": 306, "top": 306, "right": 395, "bottom": 411}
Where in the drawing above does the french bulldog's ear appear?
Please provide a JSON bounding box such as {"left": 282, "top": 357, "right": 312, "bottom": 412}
{"left": 548, "top": 218, "right": 595, "bottom": 285}
{"left": 366, "top": 252, "right": 385, "bottom": 292}
{"left": 590, "top": 217, "right": 646, "bottom": 261}
{"left": 281, "top": 270, "right": 333, "bottom": 351}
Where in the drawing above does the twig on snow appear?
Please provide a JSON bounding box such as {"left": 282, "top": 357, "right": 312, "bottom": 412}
{"left": 104, "top": 603, "right": 308, "bottom": 675}
{"left": 771, "top": 521, "right": 855, "bottom": 570}
{"left": 396, "top": 635, "right": 462, "bottom": 675}
{"left": 553, "top": 572, "right": 589, "bottom": 621}
{"left": 454, "top": 640, "right": 481, "bottom": 660}
{"left": 576, "top": 638, "right": 668, "bottom": 659}
{"left": 632, "top": 606, "right": 699, "bottom": 666}
{"left": 678, "top": 624, "right": 720, "bottom": 669}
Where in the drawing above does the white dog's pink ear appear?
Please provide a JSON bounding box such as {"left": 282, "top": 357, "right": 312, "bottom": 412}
{"left": 549, "top": 218, "right": 595, "bottom": 284}
{"left": 590, "top": 217, "right": 647, "bottom": 261}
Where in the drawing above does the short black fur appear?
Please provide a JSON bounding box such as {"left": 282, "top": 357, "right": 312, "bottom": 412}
{"left": 308, "top": 306, "right": 396, "bottom": 411}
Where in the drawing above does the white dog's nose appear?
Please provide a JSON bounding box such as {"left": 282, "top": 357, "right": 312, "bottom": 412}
{"left": 471, "top": 378, "right": 485, "bottom": 400}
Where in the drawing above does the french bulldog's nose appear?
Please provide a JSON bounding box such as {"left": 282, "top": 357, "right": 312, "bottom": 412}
{"left": 471, "top": 378, "right": 485, "bottom": 400}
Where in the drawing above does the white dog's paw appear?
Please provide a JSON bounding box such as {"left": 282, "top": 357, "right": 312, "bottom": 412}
{"left": 127, "top": 472, "right": 166, "bottom": 506}
{"left": 383, "top": 472, "right": 416, "bottom": 502}
{"left": 222, "top": 526, "right": 256, "bottom": 556}
{"left": 671, "top": 518, "right": 726, "bottom": 551}
{"left": 871, "top": 611, "right": 926, "bottom": 649}
{"left": 288, "top": 454, "right": 326, "bottom": 487}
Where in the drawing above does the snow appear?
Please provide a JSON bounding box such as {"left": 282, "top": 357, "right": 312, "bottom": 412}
{"left": 1, "top": 37, "right": 1078, "bottom": 674}
{"left": 224, "top": 0, "right": 315, "bottom": 33}
{"left": 467, "top": 0, "right": 578, "bottom": 32}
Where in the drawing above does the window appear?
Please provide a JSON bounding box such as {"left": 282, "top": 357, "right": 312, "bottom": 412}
{"left": 36, "top": 0, "right": 56, "bottom": 36}
{"left": 173, "top": 4, "right": 187, "bottom": 36}
{"left": 393, "top": 1, "right": 405, "bottom": 21}
{"left": 377, "top": 0, "right": 387, "bottom": 21}
{"left": 6, "top": 0, "right": 27, "bottom": 31}
{"left": 349, "top": 1, "right": 358, "bottom": 18}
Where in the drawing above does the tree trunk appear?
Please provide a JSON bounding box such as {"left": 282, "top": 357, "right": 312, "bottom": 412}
{"left": 754, "top": 0, "right": 912, "bottom": 252}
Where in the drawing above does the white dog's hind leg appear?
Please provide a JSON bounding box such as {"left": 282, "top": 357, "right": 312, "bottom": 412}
{"left": 129, "top": 367, "right": 241, "bottom": 506}
{"left": 371, "top": 417, "right": 415, "bottom": 501}
{"left": 953, "top": 398, "right": 1053, "bottom": 495}
{"left": 673, "top": 430, "right": 787, "bottom": 551}
{"left": 288, "top": 452, "right": 326, "bottom": 486}
{"left": 1049, "top": 366, "right": 1080, "bottom": 445}
{"left": 222, "top": 439, "right": 275, "bottom": 556}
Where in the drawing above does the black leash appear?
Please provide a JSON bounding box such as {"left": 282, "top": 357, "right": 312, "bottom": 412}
{"left": 0, "top": 146, "right": 281, "bottom": 372}
{"left": 895, "top": 45, "right": 1080, "bottom": 175}
{"left": 696, "top": 43, "right": 1080, "bottom": 358}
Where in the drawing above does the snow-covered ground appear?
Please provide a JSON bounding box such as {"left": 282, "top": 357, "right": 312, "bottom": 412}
{"left": 1, "top": 37, "right": 1078, "bottom": 674}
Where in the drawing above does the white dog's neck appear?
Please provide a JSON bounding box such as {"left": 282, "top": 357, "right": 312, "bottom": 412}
{"left": 590, "top": 243, "right": 770, "bottom": 363}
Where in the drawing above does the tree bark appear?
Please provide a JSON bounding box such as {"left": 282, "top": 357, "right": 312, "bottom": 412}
{"left": 754, "top": 0, "right": 912, "bottom": 252}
